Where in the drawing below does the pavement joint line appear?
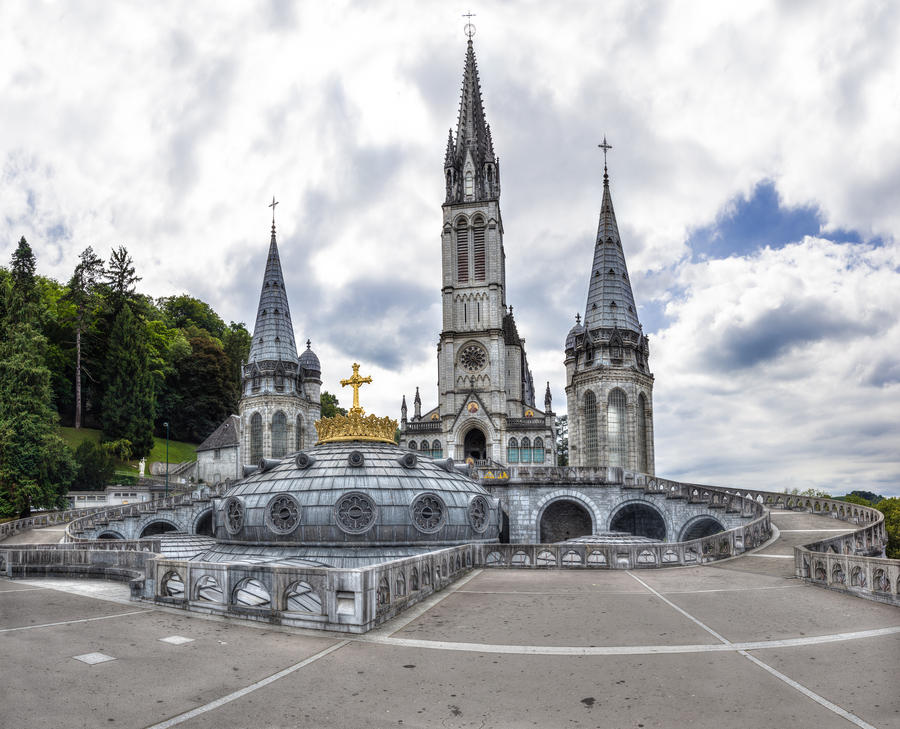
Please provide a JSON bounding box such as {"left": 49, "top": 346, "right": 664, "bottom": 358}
{"left": 0, "top": 609, "right": 151, "bottom": 633}
{"left": 142, "top": 640, "right": 350, "bottom": 729}
{"left": 367, "top": 568, "right": 485, "bottom": 638}
{"left": 625, "top": 571, "right": 879, "bottom": 729}
{"left": 778, "top": 529, "right": 854, "bottom": 533}
{"left": 0, "top": 586, "right": 50, "bottom": 593}
{"left": 457, "top": 585, "right": 800, "bottom": 596}
{"left": 745, "top": 554, "right": 794, "bottom": 559}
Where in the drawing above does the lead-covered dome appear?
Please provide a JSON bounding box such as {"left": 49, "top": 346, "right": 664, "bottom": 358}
{"left": 213, "top": 441, "right": 500, "bottom": 546}
{"left": 298, "top": 339, "right": 320, "bottom": 373}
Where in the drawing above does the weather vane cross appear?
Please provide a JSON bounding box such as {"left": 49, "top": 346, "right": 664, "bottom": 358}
{"left": 463, "top": 11, "right": 476, "bottom": 40}
{"left": 340, "top": 363, "right": 373, "bottom": 413}
{"left": 268, "top": 196, "right": 279, "bottom": 225}
{"left": 598, "top": 136, "right": 613, "bottom": 171}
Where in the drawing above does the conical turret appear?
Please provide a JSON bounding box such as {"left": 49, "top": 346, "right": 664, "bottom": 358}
{"left": 583, "top": 167, "right": 642, "bottom": 334}
{"left": 247, "top": 222, "right": 298, "bottom": 364}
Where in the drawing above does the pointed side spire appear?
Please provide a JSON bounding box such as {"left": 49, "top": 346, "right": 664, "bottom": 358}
{"left": 414, "top": 386, "right": 421, "bottom": 419}
{"left": 247, "top": 217, "right": 299, "bottom": 364}
{"left": 583, "top": 159, "right": 642, "bottom": 334}
{"left": 444, "top": 128, "right": 454, "bottom": 166}
{"left": 401, "top": 394, "right": 408, "bottom": 424}
{"left": 544, "top": 381, "right": 553, "bottom": 413}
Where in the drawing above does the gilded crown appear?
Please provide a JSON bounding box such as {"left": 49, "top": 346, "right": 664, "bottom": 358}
{"left": 314, "top": 363, "right": 398, "bottom": 445}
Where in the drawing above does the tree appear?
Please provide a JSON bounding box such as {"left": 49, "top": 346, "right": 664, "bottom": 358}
{"left": 101, "top": 303, "right": 155, "bottom": 458}
{"left": 104, "top": 245, "right": 140, "bottom": 314}
{"left": 64, "top": 247, "right": 105, "bottom": 428}
{"left": 72, "top": 440, "right": 115, "bottom": 490}
{"left": 158, "top": 294, "right": 226, "bottom": 338}
{"left": 840, "top": 494, "right": 872, "bottom": 506}
{"left": 849, "top": 490, "right": 882, "bottom": 505}
{"left": 7, "top": 236, "right": 39, "bottom": 323}
{"left": 222, "top": 322, "right": 251, "bottom": 411}
{"left": 876, "top": 498, "right": 900, "bottom": 559}
{"left": 0, "top": 322, "right": 75, "bottom": 516}
{"left": 320, "top": 391, "right": 347, "bottom": 418}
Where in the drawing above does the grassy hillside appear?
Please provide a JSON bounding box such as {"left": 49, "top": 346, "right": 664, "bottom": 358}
{"left": 59, "top": 427, "right": 198, "bottom": 466}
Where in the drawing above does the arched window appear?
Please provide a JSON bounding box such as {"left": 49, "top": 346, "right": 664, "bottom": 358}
{"left": 473, "top": 216, "right": 486, "bottom": 281}
{"left": 533, "top": 437, "right": 544, "bottom": 463}
{"left": 456, "top": 219, "right": 469, "bottom": 282}
{"left": 520, "top": 437, "right": 532, "bottom": 463}
{"left": 271, "top": 411, "right": 287, "bottom": 458}
{"left": 507, "top": 437, "right": 519, "bottom": 464}
{"left": 583, "top": 391, "right": 598, "bottom": 466}
{"left": 637, "top": 394, "right": 648, "bottom": 472}
{"left": 607, "top": 389, "right": 627, "bottom": 467}
{"left": 432, "top": 440, "right": 442, "bottom": 459}
{"left": 409, "top": 441, "right": 417, "bottom": 451}
{"left": 464, "top": 171, "right": 473, "bottom": 198}
{"left": 250, "top": 413, "right": 263, "bottom": 464}
{"left": 420, "top": 441, "right": 431, "bottom": 454}
{"left": 296, "top": 414, "right": 304, "bottom": 451}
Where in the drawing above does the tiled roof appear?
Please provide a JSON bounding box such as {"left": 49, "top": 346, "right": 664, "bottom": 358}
{"left": 197, "top": 414, "right": 240, "bottom": 452}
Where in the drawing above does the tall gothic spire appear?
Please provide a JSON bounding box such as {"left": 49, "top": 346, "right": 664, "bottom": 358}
{"left": 247, "top": 220, "right": 299, "bottom": 364}
{"left": 583, "top": 164, "right": 642, "bottom": 334}
{"left": 444, "top": 39, "right": 500, "bottom": 203}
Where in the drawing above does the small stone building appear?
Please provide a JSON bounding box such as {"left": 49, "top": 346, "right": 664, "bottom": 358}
{"left": 196, "top": 414, "right": 241, "bottom": 483}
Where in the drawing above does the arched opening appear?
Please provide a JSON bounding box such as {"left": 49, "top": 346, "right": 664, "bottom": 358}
{"left": 539, "top": 499, "right": 593, "bottom": 543}
{"left": 610, "top": 503, "right": 666, "bottom": 541}
{"left": 456, "top": 218, "right": 469, "bottom": 282}
{"left": 271, "top": 411, "right": 287, "bottom": 458}
{"left": 295, "top": 414, "right": 304, "bottom": 450}
{"left": 499, "top": 510, "right": 510, "bottom": 543}
{"left": 583, "top": 391, "right": 598, "bottom": 466}
{"left": 679, "top": 516, "right": 725, "bottom": 542}
{"left": 194, "top": 509, "right": 214, "bottom": 536}
{"left": 250, "top": 412, "right": 262, "bottom": 463}
{"left": 97, "top": 531, "right": 124, "bottom": 540}
{"left": 140, "top": 521, "right": 179, "bottom": 538}
{"left": 607, "top": 388, "right": 628, "bottom": 467}
{"left": 637, "top": 393, "right": 648, "bottom": 472}
{"left": 463, "top": 427, "right": 486, "bottom": 462}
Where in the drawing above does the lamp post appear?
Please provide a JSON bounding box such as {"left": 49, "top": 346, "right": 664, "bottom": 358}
{"left": 164, "top": 421, "right": 169, "bottom": 498}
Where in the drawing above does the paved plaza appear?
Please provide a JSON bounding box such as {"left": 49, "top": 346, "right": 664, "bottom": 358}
{"left": 1, "top": 511, "right": 897, "bottom": 729}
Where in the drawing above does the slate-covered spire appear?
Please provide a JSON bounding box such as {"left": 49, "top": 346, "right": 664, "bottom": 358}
{"left": 444, "top": 39, "right": 500, "bottom": 203}
{"left": 544, "top": 381, "right": 553, "bottom": 413}
{"left": 583, "top": 166, "right": 642, "bottom": 334}
{"left": 247, "top": 221, "right": 298, "bottom": 364}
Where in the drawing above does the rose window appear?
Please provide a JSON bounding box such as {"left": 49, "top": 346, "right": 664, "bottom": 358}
{"left": 459, "top": 345, "right": 487, "bottom": 373}
{"left": 224, "top": 497, "right": 244, "bottom": 534}
{"left": 468, "top": 495, "right": 489, "bottom": 533}
{"left": 267, "top": 494, "right": 301, "bottom": 534}
{"left": 411, "top": 493, "right": 447, "bottom": 533}
{"left": 335, "top": 492, "right": 377, "bottom": 533}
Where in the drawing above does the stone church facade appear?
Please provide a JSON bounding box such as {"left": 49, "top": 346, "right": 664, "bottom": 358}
{"left": 398, "top": 38, "right": 556, "bottom": 467}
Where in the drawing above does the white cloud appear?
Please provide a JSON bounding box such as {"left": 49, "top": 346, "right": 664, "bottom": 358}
{"left": 1, "top": 1, "right": 898, "bottom": 493}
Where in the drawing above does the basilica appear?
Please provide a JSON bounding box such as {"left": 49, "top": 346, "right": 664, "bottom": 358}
{"left": 197, "top": 34, "right": 656, "bottom": 486}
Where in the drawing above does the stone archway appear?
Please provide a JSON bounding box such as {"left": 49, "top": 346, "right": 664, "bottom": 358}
{"left": 679, "top": 516, "right": 725, "bottom": 542}
{"left": 539, "top": 499, "right": 593, "bottom": 543}
{"left": 140, "top": 520, "right": 180, "bottom": 538}
{"left": 463, "top": 427, "right": 487, "bottom": 461}
{"left": 194, "top": 509, "right": 214, "bottom": 536}
{"left": 609, "top": 502, "right": 667, "bottom": 541}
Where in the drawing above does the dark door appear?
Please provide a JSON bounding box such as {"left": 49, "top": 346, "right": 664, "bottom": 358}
{"left": 463, "top": 428, "right": 486, "bottom": 461}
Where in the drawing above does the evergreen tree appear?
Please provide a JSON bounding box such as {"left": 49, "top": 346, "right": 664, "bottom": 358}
{"left": 101, "top": 303, "right": 155, "bottom": 458}
{"left": 7, "top": 236, "right": 39, "bottom": 323}
{"left": 104, "top": 245, "right": 140, "bottom": 314}
{"left": 222, "top": 321, "right": 251, "bottom": 412}
{"left": 64, "top": 247, "right": 105, "bottom": 428}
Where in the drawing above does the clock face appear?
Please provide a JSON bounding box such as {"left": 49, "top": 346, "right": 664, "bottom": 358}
{"left": 460, "top": 344, "right": 487, "bottom": 373}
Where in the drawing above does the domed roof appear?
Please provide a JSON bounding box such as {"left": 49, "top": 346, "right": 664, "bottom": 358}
{"left": 565, "top": 317, "right": 585, "bottom": 350}
{"left": 298, "top": 339, "right": 320, "bottom": 372}
{"left": 213, "top": 441, "right": 500, "bottom": 547}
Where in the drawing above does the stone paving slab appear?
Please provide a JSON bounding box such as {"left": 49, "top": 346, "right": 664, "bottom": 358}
{"left": 462, "top": 567, "right": 647, "bottom": 593}
{"left": 665, "top": 581, "right": 900, "bottom": 642}
{"left": 0, "top": 602, "right": 337, "bottom": 729}
{"left": 752, "top": 633, "right": 900, "bottom": 729}
{"left": 0, "top": 587, "right": 141, "bottom": 629}
{"left": 174, "top": 640, "right": 859, "bottom": 729}
{"left": 631, "top": 564, "right": 790, "bottom": 592}
{"left": 393, "top": 589, "right": 721, "bottom": 646}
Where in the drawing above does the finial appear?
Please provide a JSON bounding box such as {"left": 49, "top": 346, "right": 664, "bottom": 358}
{"left": 268, "top": 196, "right": 279, "bottom": 228}
{"left": 463, "top": 11, "right": 476, "bottom": 41}
{"left": 598, "top": 136, "right": 612, "bottom": 177}
{"left": 575, "top": 313, "right": 581, "bottom": 325}
{"left": 306, "top": 339, "right": 311, "bottom": 350}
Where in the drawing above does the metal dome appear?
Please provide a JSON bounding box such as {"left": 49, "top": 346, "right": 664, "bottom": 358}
{"left": 565, "top": 320, "right": 584, "bottom": 350}
{"left": 298, "top": 339, "right": 321, "bottom": 372}
{"left": 212, "top": 441, "right": 500, "bottom": 547}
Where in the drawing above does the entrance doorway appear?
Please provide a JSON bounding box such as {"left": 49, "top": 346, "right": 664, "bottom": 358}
{"left": 463, "top": 428, "right": 487, "bottom": 461}
{"left": 609, "top": 503, "right": 667, "bottom": 540}
{"left": 539, "top": 499, "right": 593, "bottom": 543}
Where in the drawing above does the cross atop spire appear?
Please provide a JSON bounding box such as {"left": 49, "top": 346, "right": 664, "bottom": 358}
{"left": 268, "top": 196, "right": 279, "bottom": 230}
{"left": 340, "top": 363, "right": 373, "bottom": 414}
{"left": 598, "top": 136, "right": 612, "bottom": 175}
{"left": 463, "top": 11, "right": 476, "bottom": 40}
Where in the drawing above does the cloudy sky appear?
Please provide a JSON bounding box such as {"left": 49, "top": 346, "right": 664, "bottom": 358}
{"left": 2, "top": 1, "right": 899, "bottom": 496}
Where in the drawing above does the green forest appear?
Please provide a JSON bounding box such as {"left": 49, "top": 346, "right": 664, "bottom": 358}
{"left": 0, "top": 237, "right": 341, "bottom": 518}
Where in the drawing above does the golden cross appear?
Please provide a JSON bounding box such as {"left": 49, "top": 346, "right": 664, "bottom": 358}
{"left": 340, "top": 362, "right": 373, "bottom": 413}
